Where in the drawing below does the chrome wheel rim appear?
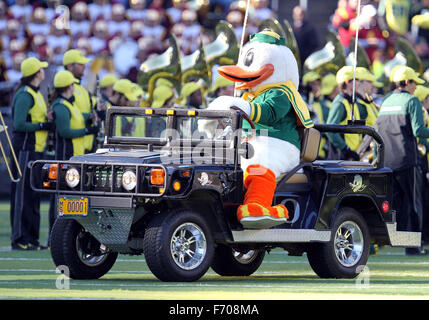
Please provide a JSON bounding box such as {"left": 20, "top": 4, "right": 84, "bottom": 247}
{"left": 334, "top": 221, "right": 364, "bottom": 267}
{"left": 76, "top": 231, "right": 109, "bottom": 267}
{"left": 233, "top": 250, "right": 259, "bottom": 264}
{"left": 170, "top": 223, "right": 207, "bottom": 270}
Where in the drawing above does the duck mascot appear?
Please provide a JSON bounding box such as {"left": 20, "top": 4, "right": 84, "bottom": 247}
{"left": 207, "top": 29, "right": 314, "bottom": 229}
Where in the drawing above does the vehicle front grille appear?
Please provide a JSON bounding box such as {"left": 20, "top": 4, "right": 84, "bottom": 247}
{"left": 33, "top": 161, "right": 166, "bottom": 197}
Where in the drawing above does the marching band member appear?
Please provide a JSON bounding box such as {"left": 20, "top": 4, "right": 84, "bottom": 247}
{"left": 51, "top": 70, "right": 98, "bottom": 160}
{"left": 109, "top": 79, "right": 137, "bottom": 107}
{"left": 354, "top": 67, "right": 380, "bottom": 127}
{"left": 325, "top": 66, "right": 367, "bottom": 160}
{"left": 376, "top": 66, "right": 429, "bottom": 255}
{"left": 302, "top": 71, "right": 329, "bottom": 124}
{"left": 181, "top": 81, "right": 205, "bottom": 109}
{"left": 63, "top": 49, "right": 96, "bottom": 153}
{"left": 414, "top": 84, "right": 429, "bottom": 245}
{"left": 210, "top": 76, "right": 235, "bottom": 99}
{"left": 48, "top": 70, "right": 99, "bottom": 236}
{"left": 320, "top": 73, "right": 339, "bottom": 108}
{"left": 11, "top": 57, "right": 52, "bottom": 251}
{"left": 100, "top": 73, "right": 118, "bottom": 107}
{"left": 110, "top": 79, "right": 145, "bottom": 136}
{"left": 144, "top": 85, "right": 174, "bottom": 137}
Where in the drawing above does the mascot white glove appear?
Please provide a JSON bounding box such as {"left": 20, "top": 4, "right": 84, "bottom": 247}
{"left": 198, "top": 96, "right": 251, "bottom": 137}
{"left": 207, "top": 96, "right": 251, "bottom": 115}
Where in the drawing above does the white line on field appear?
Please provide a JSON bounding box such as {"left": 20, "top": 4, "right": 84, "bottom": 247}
{"left": 1, "top": 280, "right": 429, "bottom": 291}
{"left": 1, "top": 257, "right": 429, "bottom": 266}
{"left": 1, "top": 269, "right": 429, "bottom": 279}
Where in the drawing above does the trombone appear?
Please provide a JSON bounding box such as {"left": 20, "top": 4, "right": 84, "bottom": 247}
{"left": 0, "top": 110, "right": 22, "bottom": 182}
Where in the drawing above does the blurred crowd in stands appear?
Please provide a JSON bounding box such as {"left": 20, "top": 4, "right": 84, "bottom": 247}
{"left": 0, "top": 0, "right": 275, "bottom": 101}
{"left": 2, "top": 0, "right": 429, "bottom": 102}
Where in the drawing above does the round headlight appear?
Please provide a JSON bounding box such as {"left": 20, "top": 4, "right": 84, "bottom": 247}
{"left": 121, "top": 170, "right": 137, "bottom": 191}
{"left": 65, "top": 167, "right": 80, "bottom": 188}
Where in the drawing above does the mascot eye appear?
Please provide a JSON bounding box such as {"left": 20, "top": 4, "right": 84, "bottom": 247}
{"left": 244, "top": 50, "right": 254, "bottom": 67}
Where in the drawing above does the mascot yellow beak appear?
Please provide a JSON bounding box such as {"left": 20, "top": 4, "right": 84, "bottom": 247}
{"left": 217, "top": 64, "right": 274, "bottom": 90}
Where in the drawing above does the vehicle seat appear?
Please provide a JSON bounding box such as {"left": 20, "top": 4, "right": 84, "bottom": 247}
{"left": 275, "top": 127, "right": 321, "bottom": 184}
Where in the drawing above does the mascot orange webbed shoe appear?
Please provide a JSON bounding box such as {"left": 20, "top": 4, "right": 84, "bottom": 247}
{"left": 206, "top": 30, "right": 314, "bottom": 229}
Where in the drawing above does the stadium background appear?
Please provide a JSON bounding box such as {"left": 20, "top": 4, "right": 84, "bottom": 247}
{"left": 1, "top": 0, "right": 429, "bottom": 198}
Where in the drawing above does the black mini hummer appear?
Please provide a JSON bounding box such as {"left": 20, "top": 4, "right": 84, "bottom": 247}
{"left": 31, "top": 106, "right": 421, "bottom": 282}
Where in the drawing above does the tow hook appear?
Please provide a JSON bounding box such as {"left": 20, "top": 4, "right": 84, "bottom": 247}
{"left": 94, "top": 209, "right": 112, "bottom": 233}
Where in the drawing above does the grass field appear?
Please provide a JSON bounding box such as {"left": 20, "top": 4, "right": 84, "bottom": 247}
{"left": 1, "top": 201, "right": 429, "bottom": 300}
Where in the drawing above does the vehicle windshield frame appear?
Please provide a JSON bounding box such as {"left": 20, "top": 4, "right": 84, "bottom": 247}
{"left": 105, "top": 106, "right": 243, "bottom": 149}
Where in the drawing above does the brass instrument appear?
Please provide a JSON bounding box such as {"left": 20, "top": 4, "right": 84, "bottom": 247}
{"left": 45, "top": 87, "right": 56, "bottom": 157}
{"left": 418, "top": 143, "right": 427, "bottom": 157}
{"left": 383, "top": 52, "right": 406, "bottom": 79}
{"left": 418, "top": 107, "right": 428, "bottom": 157}
{"left": 138, "top": 35, "right": 182, "bottom": 107}
{"left": 204, "top": 21, "right": 239, "bottom": 83}
{"left": 357, "top": 134, "right": 375, "bottom": 164}
{"left": 138, "top": 21, "right": 238, "bottom": 106}
{"left": 181, "top": 42, "right": 210, "bottom": 87}
{"left": 303, "top": 31, "right": 346, "bottom": 75}
{"left": 0, "top": 111, "right": 22, "bottom": 182}
{"left": 382, "top": 37, "right": 423, "bottom": 87}
{"left": 395, "top": 37, "right": 423, "bottom": 75}
{"left": 346, "top": 38, "right": 371, "bottom": 70}
{"left": 94, "top": 75, "right": 105, "bottom": 149}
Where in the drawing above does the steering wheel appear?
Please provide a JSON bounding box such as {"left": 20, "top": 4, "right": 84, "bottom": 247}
{"left": 230, "top": 106, "right": 256, "bottom": 141}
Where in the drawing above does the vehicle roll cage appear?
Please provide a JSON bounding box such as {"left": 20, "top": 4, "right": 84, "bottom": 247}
{"left": 314, "top": 123, "right": 385, "bottom": 169}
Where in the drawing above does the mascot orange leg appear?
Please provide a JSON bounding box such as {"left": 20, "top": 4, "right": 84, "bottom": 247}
{"left": 237, "top": 164, "right": 289, "bottom": 229}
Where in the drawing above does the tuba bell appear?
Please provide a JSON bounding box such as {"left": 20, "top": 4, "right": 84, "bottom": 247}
{"left": 383, "top": 37, "right": 423, "bottom": 84}
{"left": 346, "top": 38, "right": 372, "bottom": 70}
{"left": 137, "top": 35, "right": 182, "bottom": 107}
{"left": 303, "top": 31, "right": 346, "bottom": 76}
{"left": 181, "top": 41, "right": 210, "bottom": 87}
{"left": 204, "top": 21, "right": 240, "bottom": 85}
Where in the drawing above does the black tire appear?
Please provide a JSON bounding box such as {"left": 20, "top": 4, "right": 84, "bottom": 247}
{"left": 50, "top": 218, "right": 67, "bottom": 268}
{"left": 143, "top": 209, "right": 214, "bottom": 282}
{"left": 307, "top": 207, "right": 370, "bottom": 279}
{"left": 50, "top": 219, "right": 118, "bottom": 280}
{"left": 211, "top": 245, "right": 265, "bottom": 276}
